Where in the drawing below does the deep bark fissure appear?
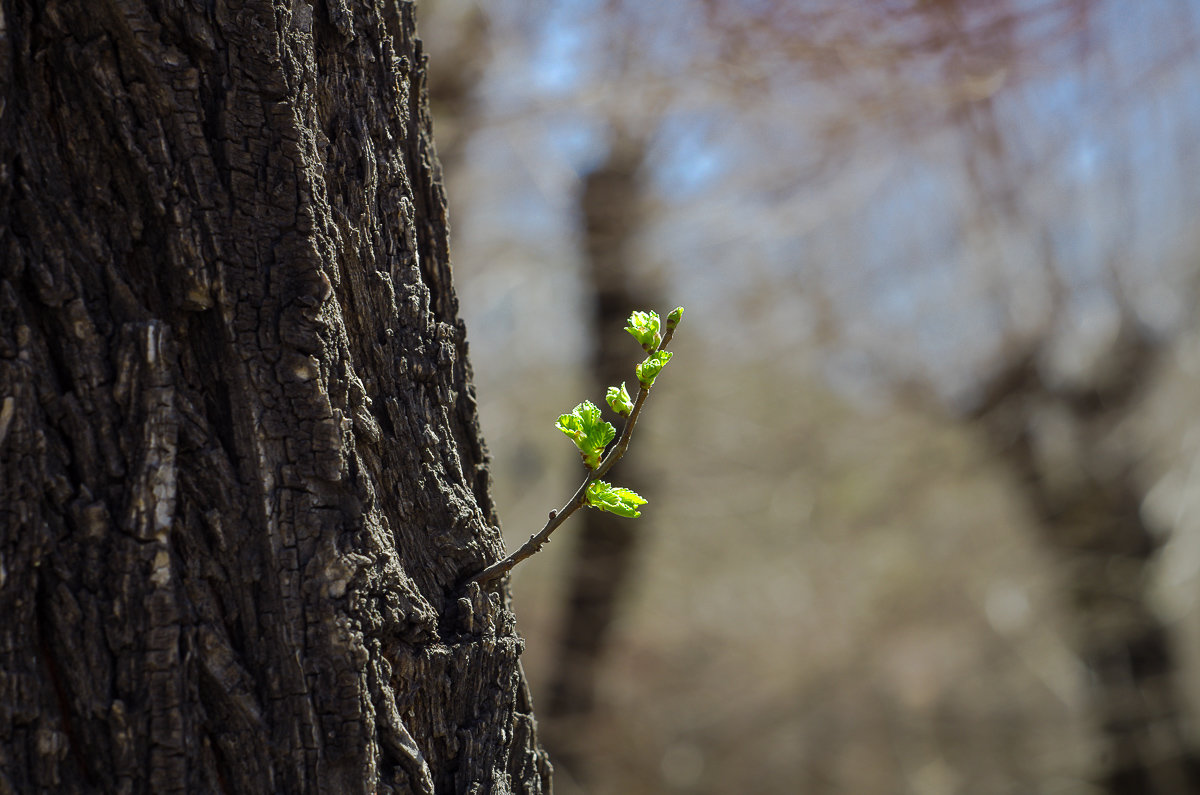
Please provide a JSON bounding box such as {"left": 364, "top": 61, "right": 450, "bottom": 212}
{"left": 34, "top": 575, "right": 92, "bottom": 788}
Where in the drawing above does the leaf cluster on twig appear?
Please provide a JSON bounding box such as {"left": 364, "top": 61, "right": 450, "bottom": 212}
{"left": 462, "top": 307, "right": 684, "bottom": 589}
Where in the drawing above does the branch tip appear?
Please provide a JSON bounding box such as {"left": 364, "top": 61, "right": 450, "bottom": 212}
{"left": 460, "top": 305, "right": 683, "bottom": 591}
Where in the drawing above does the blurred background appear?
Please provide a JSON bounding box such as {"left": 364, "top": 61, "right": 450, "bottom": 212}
{"left": 419, "top": 1, "right": 1200, "bottom": 793}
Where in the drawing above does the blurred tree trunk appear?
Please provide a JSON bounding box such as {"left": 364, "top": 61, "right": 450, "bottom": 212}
{"left": 421, "top": 0, "right": 488, "bottom": 177}
{"left": 544, "top": 133, "right": 655, "bottom": 774}
{"left": 971, "top": 333, "right": 1200, "bottom": 794}
{"left": 0, "top": 1, "right": 550, "bottom": 793}
{"left": 915, "top": 2, "right": 1200, "bottom": 786}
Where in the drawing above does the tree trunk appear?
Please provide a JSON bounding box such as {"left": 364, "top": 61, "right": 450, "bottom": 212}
{"left": 0, "top": 1, "right": 550, "bottom": 793}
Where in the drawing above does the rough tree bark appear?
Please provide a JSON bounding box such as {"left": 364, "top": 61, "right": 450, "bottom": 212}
{"left": 0, "top": 1, "right": 550, "bottom": 793}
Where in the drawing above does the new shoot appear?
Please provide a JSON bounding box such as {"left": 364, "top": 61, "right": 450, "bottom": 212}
{"left": 462, "top": 307, "right": 683, "bottom": 589}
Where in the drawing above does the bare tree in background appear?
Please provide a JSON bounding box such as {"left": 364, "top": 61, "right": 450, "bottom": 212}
{"left": 433, "top": 0, "right": 1200, "bottom": 790}
{"left": 421, "top": 0, "right": 489, "bottom": 175}
{"left": 914, "top": 3, "right": 1200, "bottom": 789}
{"left": 0, "top": 1, "right": 550, "bottom": 792}
{"left": 961, "top": 319, "right": 1200, "bottom": 793}
{"left": 541, "top": 131, "right": 659, "bottom": 780}
{"left": 683, "top": 2, "right": 1200, "bottom": 785}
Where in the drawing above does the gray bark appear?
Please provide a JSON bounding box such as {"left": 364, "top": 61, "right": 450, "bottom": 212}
{"left": 0, "top": 1, "right": 550, "bottom": 793}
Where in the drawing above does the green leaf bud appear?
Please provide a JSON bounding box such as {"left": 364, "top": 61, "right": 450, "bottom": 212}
{"left": 625, "top": 310, "right": 662, "bottom": 352}
{"left": 605, "top": 382, "right": 634, "bottom": 417}
{"left": 555, "top": 400, "right": 616, "bottom": 469}
{"left": 666, "top": 306, "right": 684, "bottom": 329}
{"left": 635, "top": 350, "right": 673, "bottom": 388}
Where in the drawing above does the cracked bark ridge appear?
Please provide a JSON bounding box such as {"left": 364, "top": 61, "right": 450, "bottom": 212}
{"left": 0, "top": 1, "right": 550, "bottom": 792}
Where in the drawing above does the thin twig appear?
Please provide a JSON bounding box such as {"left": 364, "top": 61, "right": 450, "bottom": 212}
{"left": 461, "top": 322, "right": 677, "bottom": 590}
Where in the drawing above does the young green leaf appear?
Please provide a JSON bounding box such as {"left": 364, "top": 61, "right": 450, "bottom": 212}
{"left": 625, "top": 310, "right": 662, "bottom": 352}
{"left": 605, "top": 382, "right": 634, "bottom": 417}
{"left": 555, "top": 400, "right": 616, "bottom": 469}
{"left": 585, "top": 480, "right": 648, "bottom": 518}
{"left": 666, "top": 306, "right": 684, "bottom": 329}
{"left": 635, "top": 350, "right": 673, "bottom": 388}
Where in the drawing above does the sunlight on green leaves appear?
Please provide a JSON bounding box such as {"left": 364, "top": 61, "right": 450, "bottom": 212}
{"left": 585, "top": 480, "right": 648, "bottom": 518}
